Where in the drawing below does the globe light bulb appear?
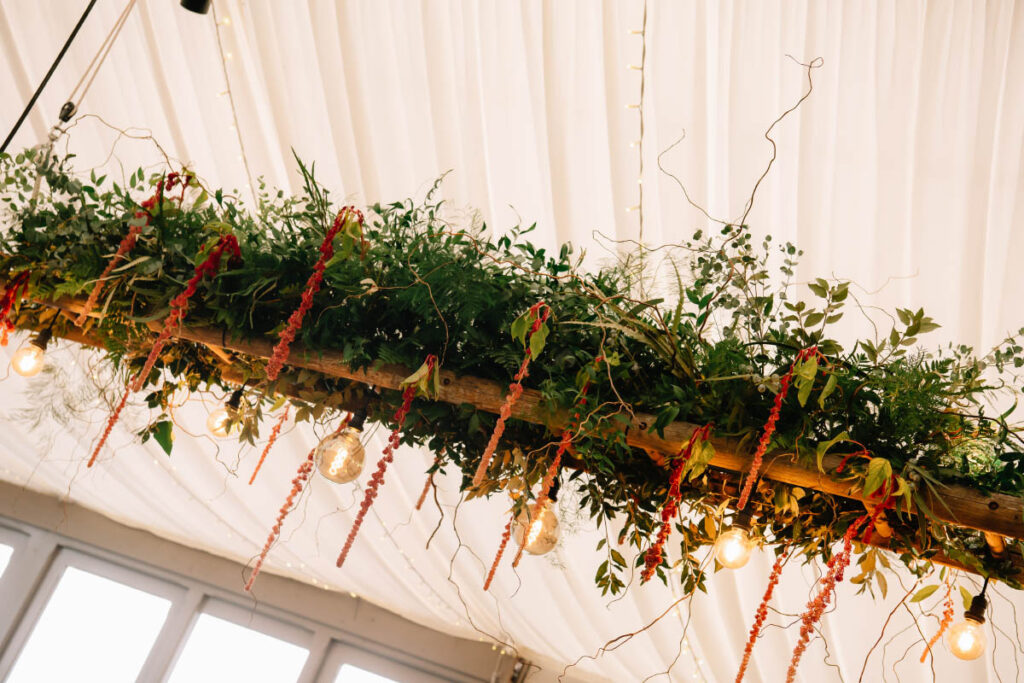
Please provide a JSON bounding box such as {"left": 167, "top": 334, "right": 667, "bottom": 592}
{"left": 206, "top": 406, "right": 240, "bottom": 438}
{"left": 11, "top": 343, "right": 45, "bottom": 377}
{"left": 946, "top": 616, "right": 986, "bottom": 660}
{"left": 314, "top": 427, "right": 366, "bottom": 484}
{"left": 714, "top": 526, "right": 754, "bottom": 569}
{"left": 513, "top": 501, "right": 560, "bottom": 556}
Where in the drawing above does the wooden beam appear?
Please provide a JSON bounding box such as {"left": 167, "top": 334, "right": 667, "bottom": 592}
{"left": 26, "top": 296, "right": 1024, "bottom": 543}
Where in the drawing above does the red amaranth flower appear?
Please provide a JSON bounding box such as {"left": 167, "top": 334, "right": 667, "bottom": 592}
{"left": 735, "top": 550, "right": 790, "bottom": 682}
{"left": 87, "top": 234, "right": 241, "bottom": 468}
{"left": 785, "top": 514, "right": 871, "bottom": 682}
{"left": 472, "top": 302, "right": 550, "bottom": 487}
{"left": 336, "top": 355, "right": 436, "bottom": 569}
{"left": 737, "top": 347, "right": 819, "bottom": 510}
{"left": 920, "top": 578, "right": 955, "bottom": 663}
{"left": 75, "top": 173, "right": 190, "bottom": 327}
{"left": 0, "top": 271, "right": 31, "bottom": 346}
{"left": 264, "top": 207, "right": 363, "bottom": 382}
{"left": 641, "top": 423, "right": 713, "bottom": 582}
{"left": 483, "top": 516, "right": 514, "bottom": 591}
{"left": 248, "top": 405, "right": 291, "bottom": 485}
{"left": 415, "top": 453, "right": 443, "bottom": 511}
{"left": 244, "top": 447, "right": 316, "bottom": 592}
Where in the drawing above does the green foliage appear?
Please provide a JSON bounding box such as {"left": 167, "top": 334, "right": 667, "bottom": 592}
{"left": 1, "top": 149, "right": 1022, "bottom": 591}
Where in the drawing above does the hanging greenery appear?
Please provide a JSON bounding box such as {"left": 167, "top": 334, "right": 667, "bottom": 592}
{"left": 1, "top": 148, "right": 1023, "bottom": 601}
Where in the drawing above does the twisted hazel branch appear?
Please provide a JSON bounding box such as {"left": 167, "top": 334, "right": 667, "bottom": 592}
{"left": 244, "top": 447, "right": 315, "bottom": 592}
{"left": 472, "top": 302, "right": 550, "bottom": 487}
{"left": 248, "top": 405, "right": 290, "bottom": 485}
{"left": 265, "top": 207, "right": 363, "bottom": 382}
{"left": 735, "top": 549, "right": 790, "bottom": 682}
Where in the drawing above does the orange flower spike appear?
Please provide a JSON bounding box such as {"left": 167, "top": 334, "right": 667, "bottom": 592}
{"left": 472, "top": 303, "right": 550, "bottom": 487}
{"left": 248, "top": 405, "right": 291, "bottom": 485}
{"left": 920, "top": 579, "right": 956, "bottom": 663}
{"left": 483, "top": 515, "right": 514, "bottom": 591}
{"left": 735, "top": 550, "right": 789, "bottom": 682}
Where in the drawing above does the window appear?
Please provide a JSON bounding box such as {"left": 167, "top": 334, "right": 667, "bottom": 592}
{"left": 167, "top": 611, "right": 309, "bottom": 683}
{"left": 335, "top": 664, "right": 400, "bottom": 683}
{"left": 0, "top": 543, "right": 12, "bottom": 579}
{"left": 6, "top": 566, "right": 172, "bottom": 683}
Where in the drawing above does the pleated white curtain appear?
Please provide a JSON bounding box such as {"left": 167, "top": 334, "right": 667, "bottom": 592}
{"left": 1, "top": 2, "right": 1023, "bottom": 681}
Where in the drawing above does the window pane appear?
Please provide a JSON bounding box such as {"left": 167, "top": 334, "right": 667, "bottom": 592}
{"left": 7, "top": 567, "right": 171, "bottom": 683}
{"left": 335, "top": 664, "right": 399, "bottom": 683}
{"left": 0, "top": 543, "right": 12, "bottom": 578}
{"left": 168, "top": 613, "right": 308, "bottom": 683}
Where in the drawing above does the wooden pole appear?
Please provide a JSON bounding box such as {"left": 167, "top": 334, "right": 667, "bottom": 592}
{"left": 31, "top": 296, "right": 1024, "bottom": 543}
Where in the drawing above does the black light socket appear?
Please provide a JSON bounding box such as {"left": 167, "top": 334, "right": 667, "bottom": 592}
{"left": 965, "top": 593, "right": 988, "bottom": 625}
{"left": 225, "top": 388, "right": 243, "bottom": 410}
{"left": 549, "top": 476, "right": 561, "bottom": 502}
{"left": 30, "top": 328, "right": 52, "bottom": 351}
{"left": 732, "top": 508, "right": 755, "bottom": 531}
{"left": 348, "top": 408, "right": 368, "bottom": 431}
{"left": 180, "top": 0, "right": 212, "bottom": 14}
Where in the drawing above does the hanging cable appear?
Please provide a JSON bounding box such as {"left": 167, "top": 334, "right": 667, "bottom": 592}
{"left": 0, "top": 0, "right": 98, "bottom": 154}
{"left": 61, "top": 0, "right": 138, "bottom": 126}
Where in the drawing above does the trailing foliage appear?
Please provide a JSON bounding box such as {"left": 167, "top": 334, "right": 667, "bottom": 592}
{"left": 1, "top": 149, "right": 1022, "bottom": 593}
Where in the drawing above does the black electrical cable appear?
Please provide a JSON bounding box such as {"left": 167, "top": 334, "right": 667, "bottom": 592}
{"left": 0, "top": 0, "right": 98, "bottom": 154}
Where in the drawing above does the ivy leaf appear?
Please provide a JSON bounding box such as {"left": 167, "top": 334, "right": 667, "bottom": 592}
{"left": 529, "top": 321, "right": 549, "bottom": 358}
{"left": 818, "top": 374, "right": 838, "bottom": 408}
{"left": 685, "top": 440, "right": 716, "bottom": 481}
{"left": 151, "top": 420, "right": 174, "bottom": 455}
{"left": 815, "top": 431, "right": 849, "bottom": 473}
{"left": 863, "top": 458, "right": 893, "bottom": 497}
{"left": 910, "top": 584, "right": 939, "bottom": 603}
{"left": 510, "top": 313, "right": 529, "bottom": 346}
{"left": 960, "top": 585, "right": 973, "bottom": 610}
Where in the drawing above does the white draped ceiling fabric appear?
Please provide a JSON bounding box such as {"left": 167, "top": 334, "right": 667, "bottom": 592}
{"left": 1, "top": 1, "right": 1023, "bottom": 681}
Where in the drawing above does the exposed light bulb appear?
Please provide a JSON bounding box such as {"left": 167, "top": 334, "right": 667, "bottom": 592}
{"left": 314, "top": 427, "right": 366, "bottom": 483}
{"left": 714, "top": 526, "right": 754, "bottom": 569}
{"left": 947, "top": 617, "right": 986, "bottom": 660}
{"left": 11, "top": 343, "right": 45, "bottom": 377}
{"left": 206, "top": 406, "right": 240, "bottom": 438}
{"left": 513, "top": 501, "right": 559, "bottom": 556}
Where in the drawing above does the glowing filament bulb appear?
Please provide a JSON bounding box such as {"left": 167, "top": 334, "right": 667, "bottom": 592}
{"left": 315, "top": 428, "right": 366, "bottom": 484}
{"left": 947, "top": 617, "right": 986, "bottom": 660}
{"left": 513, "top": 501, "right": 559, "bottom": 556}
{"left": 206, "top": 406, "right": 240, "bottom": 438}
{"left": 11, "top": 343, "right": 45, "bottom": 377}
{"left": 714, "top": 526, "right": 754, "bottom": 569}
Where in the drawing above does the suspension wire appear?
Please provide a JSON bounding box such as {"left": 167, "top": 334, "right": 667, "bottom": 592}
{"left": 0, "top": 0, "right": 99, "bottom": 154}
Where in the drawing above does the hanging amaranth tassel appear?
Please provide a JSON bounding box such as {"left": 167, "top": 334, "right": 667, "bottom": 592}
{"left": 472, "top": 302, "right": 551, "bottom": 487}
{"left": 735, "top": 549, "right": 790, "bottom": 683}
{"left": 0, "top": 271, "right": 31, "bottom": 346}
{"left": 641, "top": 423, "right": 713, "bottom": 583}
{"left": 75, "top": 172, "right": 191, "bottom": 327}
{"left": 785, "top": 492, "right": 891, "bottom": 681}
{"left": 248, "top": 405, "right": 291, "bottom": 485}
{"left": 264, "top": 207, "right": 364, "bottom": 382}
{"left": 87, "top": 234, "right": 241, "bottom": 468}
{"left": 737, "top": 346, "right": 820, "bottom": 510}
{"left": 336, "top": 355, "right": 439, "bottom": 569}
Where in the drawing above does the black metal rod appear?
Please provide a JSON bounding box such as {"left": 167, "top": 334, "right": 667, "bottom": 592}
{"left": 0, "top": 0, "right": 98, "bottom": 154}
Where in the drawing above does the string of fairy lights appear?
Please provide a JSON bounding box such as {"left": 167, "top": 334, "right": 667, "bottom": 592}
{"left": 625, "top": 0, "right": 649, "bottom": 246}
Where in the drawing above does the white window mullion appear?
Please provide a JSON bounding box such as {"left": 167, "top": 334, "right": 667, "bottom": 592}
{"left": 137, "top": 587, "right": 204, "bottom": 683}
{"left": 0, "top": 531, "right": 57, "bottom": 666}
{"left": 296, "top": 630, "right": 333, "bottom": 683}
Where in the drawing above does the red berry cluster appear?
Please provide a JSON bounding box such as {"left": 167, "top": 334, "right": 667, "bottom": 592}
{"left": 265, "top": 207, "right": 363, "bottom": 382}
